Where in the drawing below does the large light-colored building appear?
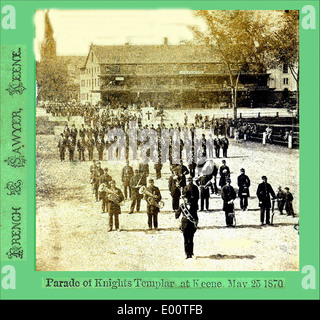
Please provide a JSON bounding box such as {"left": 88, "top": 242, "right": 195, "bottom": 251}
{"left": 79, "top": 43, "right": 276, "bottom": 109}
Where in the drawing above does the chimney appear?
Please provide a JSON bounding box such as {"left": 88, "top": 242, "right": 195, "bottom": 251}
{"left": 164, "top": 37, "right": 168, "bottom": 45}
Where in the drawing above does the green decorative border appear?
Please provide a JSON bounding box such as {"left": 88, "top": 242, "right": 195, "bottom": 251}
{"left": 1, "top": 44, "right": 27, "bottom": 263}
{"left": 0, "top": 0, "right": 319, "bottom": 300}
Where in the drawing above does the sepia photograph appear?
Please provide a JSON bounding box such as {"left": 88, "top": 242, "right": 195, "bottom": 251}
{"left": 35, "top": 9, "right": 300, "bottom": 272}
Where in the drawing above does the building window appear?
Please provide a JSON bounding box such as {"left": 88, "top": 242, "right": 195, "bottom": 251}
{"left": 283, "top": 64, "right": 289, "bottom": 74}
{"left": 283, "top": 78, "right": 289, "bottom": 85}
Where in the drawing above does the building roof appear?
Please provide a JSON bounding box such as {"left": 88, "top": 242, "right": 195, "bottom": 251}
{"left": 88, "top": 44, "right": 221, "bottom": 65}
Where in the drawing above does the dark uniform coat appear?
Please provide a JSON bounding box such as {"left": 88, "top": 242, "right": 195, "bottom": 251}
{"left": 195, "top": 175, "right": 210, "bottom": 210}
{"left": 256, "top": 182, "right": 276, "bottom": 208}
{"left": 220, "top": 137, "right": 229, "bottom": 157}
{"left": 129, "top": 173, "right": 143, "bottom": 213}
{"left": 175, "top": 183, "right": 199, "bottom": 258}
{"left": 237, "top": 173, "right": 251, "bottom": 197}
{"left": 122, "top": 165, "right": 134, "bottom": 185}
{"left": 177, "top": 183, "right": 200, "bottom": 230}
{"left": 219, "top": 164, "right": 230, "bottom": 187}
{"left": 221, "top": 184, "right": 237, "bottom": 211}
{"left": 168, "top": 174, "right": 181, "bottom": 211}
{"left": 145, "top": 185, "right": 162, "bottom": 214}
{"left": 107, "top": 187, "right": 124, "bottom": 214}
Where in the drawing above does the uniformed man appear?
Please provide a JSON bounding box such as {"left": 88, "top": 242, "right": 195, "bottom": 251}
{"left": 154, "top": 151, "right": 163, "bottom": 179}
{"left": 237, "top": 168, "right": 251, "bottom": 211}
{"left": 70, "top": 124, "right": 78, "bottom": 140}
{"left": 79, "top": 124, "right": 86, "bottom": 139}
{"left": 66, "top": 136, "right": 75, "bottom": 162}
{"left": 284, "top": 187, "right": 295, "bottom": 217}
{"left": 177, "top": 160, "right": 189, "bottom": 188}
{"left": 86, "top": 124, "right": 93, "bottom": 140}
{"left": 256, "top": 176, "right": 276, "bottom": 225}
{"left": 220, "top": 135, "right": 229, "bottom": 158}
{"left": 221, "top": 178, "right": 237, "bottom": 227}
{"left": 219, "top": 159, "right": 230, "bottom": 188}
{"left": 168, "top": 168, "right": 181, "bottom": 213}
{"left": 196, "top": 174, "right": 210, "bottom": 211}
{"left": 145, "top": 178, "right": 162, "bottom": 230}
{"left": 276, "top": 186, "right": 286, "bottom": 215}
{"left": 77, "top": 137, "right": 87, "bottom": 161}
{"left": 58, "top": 133, "right": 66, "bottom": 161}
{"left": 214, "top": 135, "right": 221, "bottom": 158}
{"left": 129, "top": 169, "right": 143, "bottom": 214}
{"left": 96, "top": 136, "right": 105, "bottom": 161}
{"left": 87, "top": 137, "right": 95, "bottom": 161}
{"left": 207, "top": 133, "right": 215, "bottom": 159}
{"left": 175, "top": 175, "right": 199, "bottom": 259}
{"left": 138, "top": 161, "right": 149, "bottom": 187}
{"left": 107, "top": 180, "right": 124, "bottom": 232}
{"left": 63, "top": 124, "right": 70, "bottom": 139}
{"left": 92, "top": 162, "right": 104, "bottom": 202}
{"left": 184, "top": 113, "right": 188, "bottom": 126}
{"left": 122, "top": 161, "right": 134, "bottom": 200}
{"left": 99, "top": 168, "right": 112, "bottom": 213}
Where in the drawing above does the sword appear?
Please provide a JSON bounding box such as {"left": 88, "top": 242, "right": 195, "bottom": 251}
{"left": 271, "top": 199, "right": 276, "bottom": 225}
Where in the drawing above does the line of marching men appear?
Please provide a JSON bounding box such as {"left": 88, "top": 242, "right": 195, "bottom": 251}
{"left": 89, "top": 159, "right": 162, "bottom": 232}
{"left": 168, "top": 160, "right": 296, "bottom": 225}
{"left": 88, "top": 158, "right": 296, "bottom": 259}
{"left": 57, "top": 116, "right": 232, "bottom": 165}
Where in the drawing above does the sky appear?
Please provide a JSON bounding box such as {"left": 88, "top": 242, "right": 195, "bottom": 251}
{"left": 34, "top": 9, "right": 206, "bottom": 61}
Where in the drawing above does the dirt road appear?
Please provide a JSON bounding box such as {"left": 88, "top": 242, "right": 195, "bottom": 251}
{"left": 36, "top": 116, "right": 299, "bottom": 271}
